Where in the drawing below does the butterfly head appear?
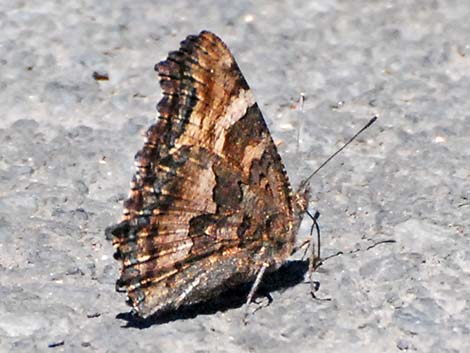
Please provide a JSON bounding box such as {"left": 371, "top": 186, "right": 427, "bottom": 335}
{"left": 293, "top": 183, "right": 310, "bottom": 219}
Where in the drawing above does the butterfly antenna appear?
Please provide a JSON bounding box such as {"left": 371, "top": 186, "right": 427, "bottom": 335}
{"left": 300, "top": 115, "right": 378, "bottom": 188}
{"left": 296, "top": 93, "right": 306, "bottom": 153}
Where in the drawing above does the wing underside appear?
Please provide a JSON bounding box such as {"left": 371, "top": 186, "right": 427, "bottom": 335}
{"left": 107, "top": 31, "right": 298, "bottom": 317}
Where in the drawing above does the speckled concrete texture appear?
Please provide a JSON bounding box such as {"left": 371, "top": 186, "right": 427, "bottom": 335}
{"left": 1, "top": 1, "right": 469, "bottom": 352}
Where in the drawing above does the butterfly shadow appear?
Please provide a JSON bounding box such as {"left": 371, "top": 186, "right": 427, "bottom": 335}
{"left": 116, "top": 259, "right": 309, "bottom": 328}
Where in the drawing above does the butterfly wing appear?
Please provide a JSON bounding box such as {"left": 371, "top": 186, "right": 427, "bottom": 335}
{"left": 107, "top": 31, "right": 306, "bottom": 318}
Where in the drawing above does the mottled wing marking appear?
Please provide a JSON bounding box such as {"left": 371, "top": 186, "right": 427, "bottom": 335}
{"left": 107, "top": 31, "right": 308, "bottom": 318}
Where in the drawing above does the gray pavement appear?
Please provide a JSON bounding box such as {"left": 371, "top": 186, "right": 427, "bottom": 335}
{"left": 0, "top": 1, "right": 469, "bottom": 352}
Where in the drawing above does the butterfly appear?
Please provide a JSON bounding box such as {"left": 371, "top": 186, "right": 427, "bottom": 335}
{"left": 106, "top": 30, "right": 310, "bottom": 319}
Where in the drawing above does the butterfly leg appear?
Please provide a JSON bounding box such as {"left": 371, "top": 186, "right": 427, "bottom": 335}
{"left": 307, "top": 210, "right": 322, "bottom": 269}
{"left": 305, "top": 210, "right": 322, "bottom": 297}
{"left": 305, "top": 210, "right": 332, "bottom": 301}
{"left": 243, "top": 262, "right": 268, "bottom": 325}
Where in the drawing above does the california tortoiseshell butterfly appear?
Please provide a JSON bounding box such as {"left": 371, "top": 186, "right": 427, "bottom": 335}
{"left": 106, "top": 31, "right": 310, "bottom": 318}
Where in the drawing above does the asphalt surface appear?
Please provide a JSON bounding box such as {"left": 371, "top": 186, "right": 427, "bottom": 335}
{"left": 1, "top": 1, "right": 469, "bottom": 352}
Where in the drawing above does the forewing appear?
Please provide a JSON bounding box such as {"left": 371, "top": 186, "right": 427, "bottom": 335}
{"left": 107, "top": 31, "right": 297, "bottom": 317}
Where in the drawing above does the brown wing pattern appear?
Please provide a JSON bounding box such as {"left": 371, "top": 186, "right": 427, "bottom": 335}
{"left": 106, "top": 31, "right": 308, "bottom": 318}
